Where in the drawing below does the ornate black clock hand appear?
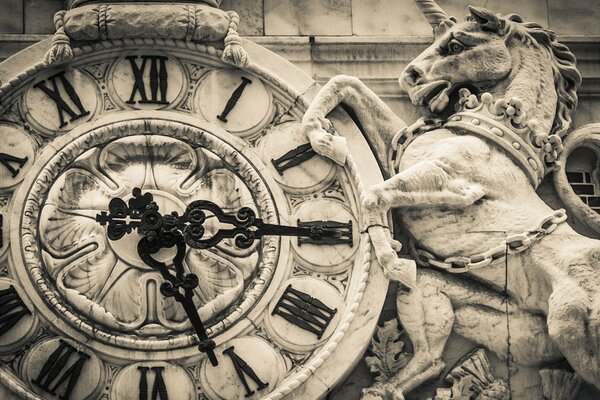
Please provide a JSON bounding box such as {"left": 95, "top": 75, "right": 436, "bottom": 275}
{"left": 95, "top": 188, "right": 354, "bottom": 367}
{"left": 96, "top": 188, "right": 220, "bottom": 366}
{"left": 136, "top": 233, "right": 218, "bottom": 367}
{"left": 178, "top": 199, "right": 353, "bottom": 250}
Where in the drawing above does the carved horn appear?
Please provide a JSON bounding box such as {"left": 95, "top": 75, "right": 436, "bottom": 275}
{"left": 415, "top": 0, "right": 451, "bottom": 28}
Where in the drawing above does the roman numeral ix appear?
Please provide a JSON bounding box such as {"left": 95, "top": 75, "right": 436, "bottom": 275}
{"left": 126, "top": 55, "right": 169, "bottom": 105}
{"left": 222, "top": 346, "right": 268, "bottom": 397}
{"left": 0, "top": 152, "right": 28, "bottom": 178}
{"left": 272, "top": 285, "right": 337, "bottom": 339}
{"left": 138, "top": 366, "right": 169, "bottom": 400}
{"left": 34, "top": 71, "right": 90, "bottom": 128}
{"left": 32, "top": 339, "right": 89, "bottom": 400}
{"left": 0, "top": 285, "right": 30, "bottom": 336}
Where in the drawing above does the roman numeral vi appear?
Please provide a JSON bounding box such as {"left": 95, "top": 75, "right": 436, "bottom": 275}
{"left": 138, "top": 366, "right": 169, "bottom": 400}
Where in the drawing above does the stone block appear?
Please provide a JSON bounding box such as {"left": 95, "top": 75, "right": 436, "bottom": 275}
{"left": 221, "top": 0, "right": 263, "bottom": 35}
{"left": 0, "top": 0, "right": 23, "bottom": 34}
{"left": 24, "top": 0, "right": 64, "bottom": 34}
{"left": 352, "top": 0, "right": 548, "bottom": 36}
{"left": 549, "top": 0, "right": 600, "bottom": 36}
{"left": 264, "top": 0, "right": 352, "bottom": 36}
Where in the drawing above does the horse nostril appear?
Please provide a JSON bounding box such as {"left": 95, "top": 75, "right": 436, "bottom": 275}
{"left": 404, "top": 65, "right": 424, "bottom": 85}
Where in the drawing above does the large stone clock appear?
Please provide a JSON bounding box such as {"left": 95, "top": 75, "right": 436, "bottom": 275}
{"left": 0, "top": 1, "right": 387, "bottom": 399}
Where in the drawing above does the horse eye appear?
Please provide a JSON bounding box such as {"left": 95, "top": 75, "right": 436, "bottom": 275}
{"left": 447, "top": 39, "right": 465, "bottom": 54}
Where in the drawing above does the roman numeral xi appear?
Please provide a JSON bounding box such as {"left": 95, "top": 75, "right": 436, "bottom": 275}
{"left": 34, "top": 71, "right": 90, "bottom": 129}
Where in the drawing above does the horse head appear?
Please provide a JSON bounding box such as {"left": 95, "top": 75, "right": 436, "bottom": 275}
{"left": 401, "top": 1, "right": 581, "bottom": 139}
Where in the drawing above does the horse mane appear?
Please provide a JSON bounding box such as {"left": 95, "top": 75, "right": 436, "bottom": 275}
{"left": 501, "top": 14, "right": 582, "bottom": 137}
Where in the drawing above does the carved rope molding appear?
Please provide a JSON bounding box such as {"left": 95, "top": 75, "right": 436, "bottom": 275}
{"left": 264, "top": 157, "right": 372, "bottom": 400}
{"left": 0, "top": 38, "right": 306, "bottom": 120}
{"left": 43, "top": 3, "right": 249, "bottom": 67}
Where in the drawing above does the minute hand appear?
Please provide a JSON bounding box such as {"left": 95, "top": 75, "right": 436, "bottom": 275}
{"left": 181, "top": 200, "right": 353, "bottom": 250}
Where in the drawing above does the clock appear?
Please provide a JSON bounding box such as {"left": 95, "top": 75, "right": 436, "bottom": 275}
{"left": 0, "top": 10, "right": 387, "bottom": 400}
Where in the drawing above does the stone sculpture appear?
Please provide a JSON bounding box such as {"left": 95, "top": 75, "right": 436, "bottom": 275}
{"left": 302, "top": 1, "right": 600, "bottom": 398}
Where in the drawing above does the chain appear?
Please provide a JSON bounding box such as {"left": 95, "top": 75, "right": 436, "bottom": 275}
{"left": 389, "top": 117, "right": 444, "bottom": 174}
{"left": 410, "top": 209, "right": 567, "bottom": 273}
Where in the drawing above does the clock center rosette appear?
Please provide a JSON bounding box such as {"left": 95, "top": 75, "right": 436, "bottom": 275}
{"left": 107, "top": 190, "right": 186, "bottom": 269}
{"left": 13, "top": 115, "right": 283, "bottom": 361}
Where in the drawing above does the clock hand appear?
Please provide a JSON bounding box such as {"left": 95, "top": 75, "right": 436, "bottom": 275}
{"left": 95, "top": 188, "right": 354, "bottom": 366}
{"left": 96, "top": 188, "right": 220, "bottom": 365}
{"left": 137, "top": 234, "right": 218, "bottom": 367}
{"left": 96, "top": 188, "right": 353, "bottom": 251}
{"left": 181, "top": 199, "right": 353, "bottom": 250}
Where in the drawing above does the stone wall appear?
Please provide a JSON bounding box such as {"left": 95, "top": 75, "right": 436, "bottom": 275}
{"left": 3, "top": 0, "right": 600, "bottom": 36}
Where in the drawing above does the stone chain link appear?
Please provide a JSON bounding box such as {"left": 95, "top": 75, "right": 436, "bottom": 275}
{"left": 390, "top": 117, "right": 444, "bottom": 174}
{"left": 411, "top": 209, "right": 568, "bottom": 273}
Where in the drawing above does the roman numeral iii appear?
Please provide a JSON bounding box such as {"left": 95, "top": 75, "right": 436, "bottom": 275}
{"left": 272, "top": 285, "right": 337, "bottom": 339}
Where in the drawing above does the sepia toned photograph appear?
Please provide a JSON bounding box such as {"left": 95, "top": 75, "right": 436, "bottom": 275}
{"left": 0, "top": 1, "right": 598, "bottom": 399}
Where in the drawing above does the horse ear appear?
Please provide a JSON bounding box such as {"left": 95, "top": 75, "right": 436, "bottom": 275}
{"left": 468, "top": 6, "right": 504, "bottom": 32}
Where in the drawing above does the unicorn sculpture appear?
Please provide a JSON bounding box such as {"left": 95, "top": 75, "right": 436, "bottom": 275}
{"left": 301, "top": 1, "right": 600, "bottom": 398}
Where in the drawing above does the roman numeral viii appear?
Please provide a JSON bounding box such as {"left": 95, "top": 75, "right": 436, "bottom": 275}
{"left": 138, "top": 366, "right": 169, "bottom": 400}
{"left": 0, "top": 285, "right": 30, "bottom": 336}
{"left": 272, "top": 285, "right": 337, "bottom": 339}
{"left": 223, "top": 346, "right": 268, "bottom": 397}
{"left": 126, "top": 55, "right": 169, "bottom": 105}
{"left": 34, "top": 71, "right": 90, "bottom": 128}
{"left": 32, "top": 339, "right": 89, "bottom": 400}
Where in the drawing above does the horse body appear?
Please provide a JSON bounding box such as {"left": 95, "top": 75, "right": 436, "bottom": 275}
{"left": 302, "top": 2, "right": 600, "bottom": 398}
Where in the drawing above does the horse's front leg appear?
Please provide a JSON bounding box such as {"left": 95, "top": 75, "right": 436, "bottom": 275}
{"left": 303, "top": 75, "right": 406, "bottom": 172}
{"left": 362, "top": 159, "right": 485, "bottom": 288}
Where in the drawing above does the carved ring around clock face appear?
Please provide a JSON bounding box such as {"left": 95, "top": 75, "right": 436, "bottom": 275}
{"left": 15, "top": 119, "right": 281, "bottom": 355}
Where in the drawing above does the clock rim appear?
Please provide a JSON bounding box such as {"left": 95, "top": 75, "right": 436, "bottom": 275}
{"left": 0, "top": 36, "right": 390, "bottom": 399}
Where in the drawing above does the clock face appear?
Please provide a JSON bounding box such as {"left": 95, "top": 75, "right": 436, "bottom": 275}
{"left": 0, "top": 39, "right": 385, "bottom": 400}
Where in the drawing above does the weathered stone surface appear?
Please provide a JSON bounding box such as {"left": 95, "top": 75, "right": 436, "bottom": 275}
{"left": 0, "top": 0, "right": 23, "bottom": 34}
{"left": 264, "top": 0, "right": 352, "bottom": 35}
{"left": 303, "top": 2, "right": 600, "bottom": 399}
{"left": 24, "top": 0, "right": 64, "bottom": 34}
{"left": 352, "top": 0, "right": 548, "bottom": 36}
{"left": 549, "top": 0, "right": 600, "bottom": 35}
{"left": 221, "top": 0, "right": 263, "bottom": 35}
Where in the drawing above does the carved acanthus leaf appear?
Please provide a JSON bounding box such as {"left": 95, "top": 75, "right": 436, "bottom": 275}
{"left": 365, "top": 318, "right": 412, "bottom": 382}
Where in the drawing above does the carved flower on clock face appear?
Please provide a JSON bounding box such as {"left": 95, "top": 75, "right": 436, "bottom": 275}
{"left": 39, "top": 135, "right": 260, "bottom": 334}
